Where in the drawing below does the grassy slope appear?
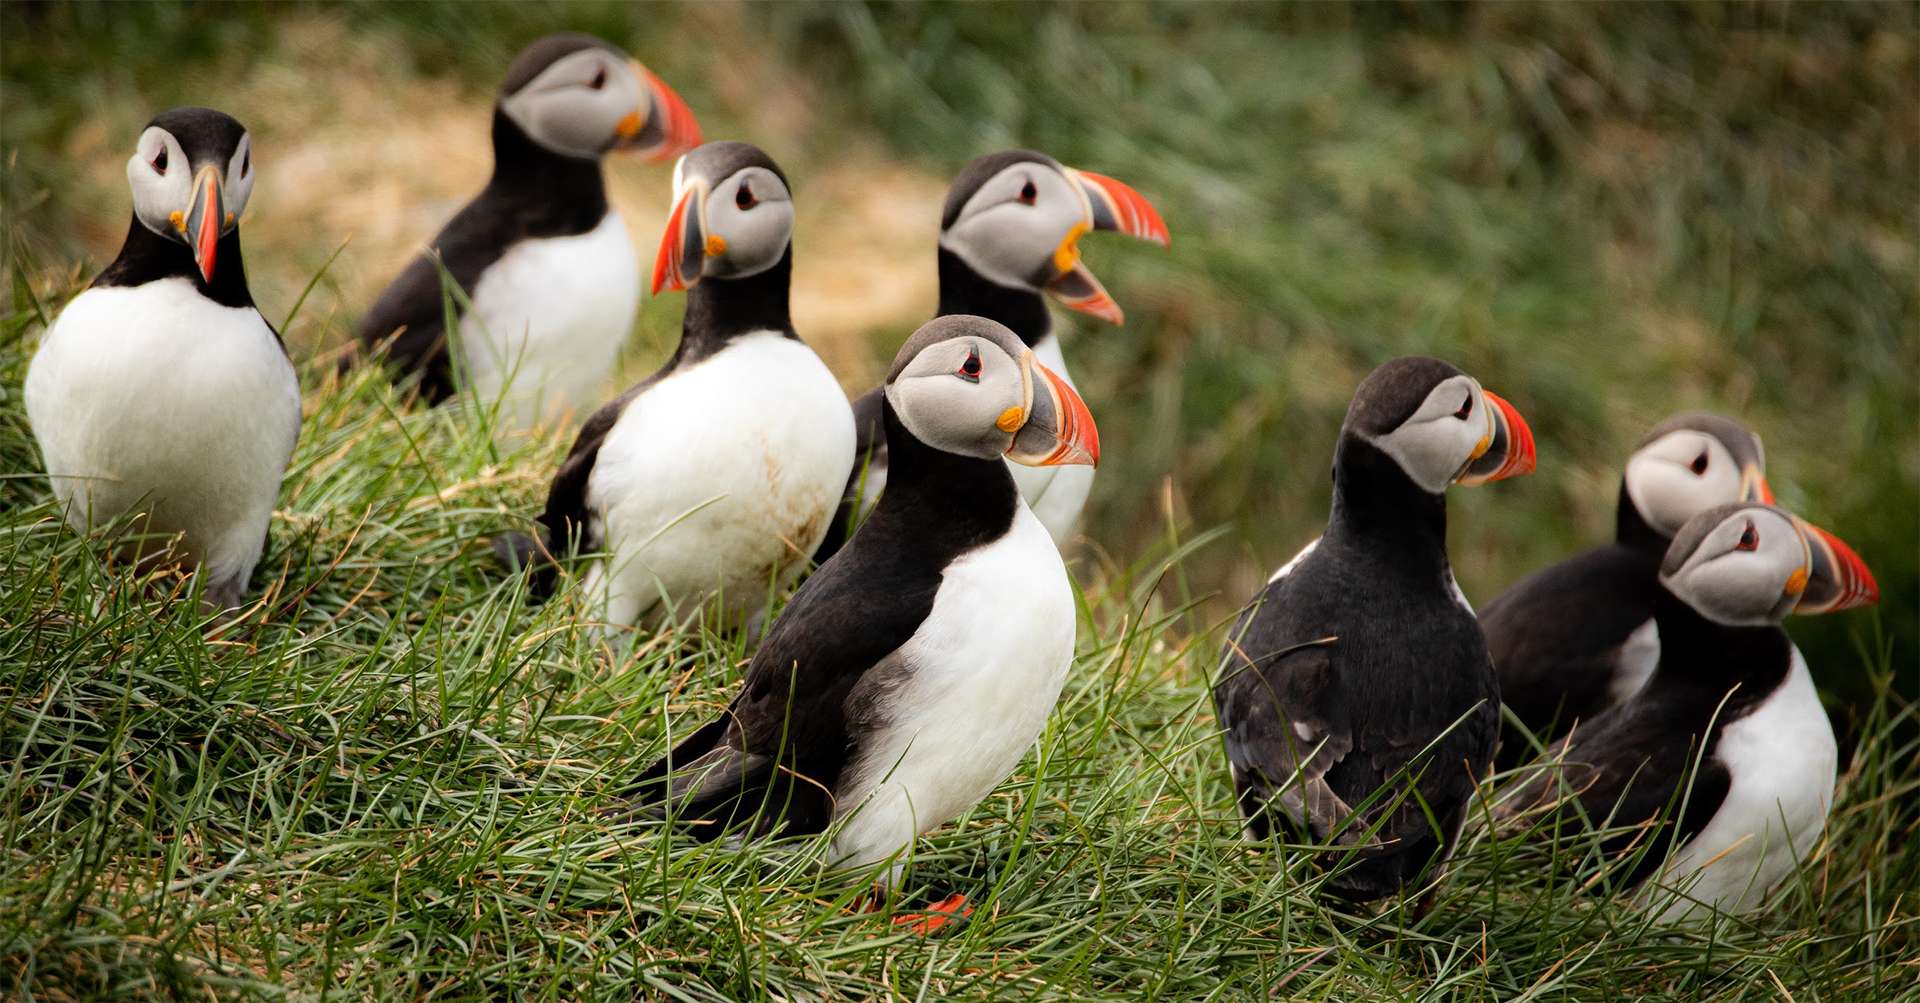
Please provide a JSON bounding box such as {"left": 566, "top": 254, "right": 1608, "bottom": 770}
{"left": 2, "top": 2, "right": 1917, "bottom": 1000}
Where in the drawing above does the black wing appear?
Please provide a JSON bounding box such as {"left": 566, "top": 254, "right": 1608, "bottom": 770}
{"left": 1497, "top": 695, "right": 1732, "bottom": 886}
{"left": 633, "top": 525, "right": 943, "bottom": 838}
{"left": 810, "top": 386, "right": 888, "bottom": 565}
{"left": 1215, "top": 585, "right": 1361, "bottom": 844}
{"left": 1481, "top": 544, "right": 1664, "bottom": 763}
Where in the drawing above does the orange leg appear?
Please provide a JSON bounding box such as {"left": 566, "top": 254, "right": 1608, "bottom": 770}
{"left": 892, "top": 893, "right": 971, "bottom": 936}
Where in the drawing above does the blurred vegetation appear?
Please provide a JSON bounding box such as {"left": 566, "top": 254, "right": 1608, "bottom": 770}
{"left": 3, "top": 2, "right": 1914, "bottom": 697}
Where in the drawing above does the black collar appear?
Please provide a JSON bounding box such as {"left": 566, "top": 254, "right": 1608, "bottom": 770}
{"left": 936, "top": 247, "right": 1052, "bottom": 347}
{"left": 1613, "top": 480, "right": 1672, "bottom": 555}
{"left": 854, "top": 398, "right": 1020, "bottom": 560}
{"left": 674, "top": 247, "right": 797, "bottom": 365}
{"left": 93, "top": 215, "right": 254, "bottom": 309}
{"left": 1325, "top": 435, "right": 1450, "bottom": 560}
{"left": 479, "top": 109, "right": 609, "bottom": 238}
{"left": 1647, "top": 588, "right": 1792, "bottom": 709}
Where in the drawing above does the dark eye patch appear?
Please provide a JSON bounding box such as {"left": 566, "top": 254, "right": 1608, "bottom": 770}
{"left": 1017, "top": 179, "right": 1038, "bottom": 205}
{"left": 1453, "top": 395, "right": 1473, "bottom": 420}
{"left": 1691, "top": 452, "right": 1709, "bottom": 475}
{"left": 736, "top": 181, "right": 757, "bottom": 210}
{"left": 151, "top": 145, "right": 168, "bottom": 175}
{"left": 956, "top": 347, "right": 982, "bottom": 383}
{"left": 589, "top": 66, "right": 607, "bottom": 90}
{"left": 1735, "top": 519, "right": 1759, "bottom": 551}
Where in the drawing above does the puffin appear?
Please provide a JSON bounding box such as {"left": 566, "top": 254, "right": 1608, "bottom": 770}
{"left": 1481, "top": 413, "right": 1772, "bottom": 765}
{"left": 25, "top": 107, "right": 300, "bottom": 610}
{"left": 811, "top": 149, "right": 1167, "bottom": 560}
{"left": 355, "top": 32, "right": 700, "bottom": 431}
{"left": 1213, "top": 357, "right": 1536, "bottom": 902}
{"left": 1497, "top": 502, "right": 1877, "bottom": 921}
{"left": 634, "top": 314, "right": 1099, "bottom": 932}
{"left": 521, "top": 142, "right": 854, "bottom": 633}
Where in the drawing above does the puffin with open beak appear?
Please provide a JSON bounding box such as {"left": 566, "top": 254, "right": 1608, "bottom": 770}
{"left": 1481, "top": 414, "right": 1774, "bottom": 766}
{"left": 1214, "top": 357, "right": 1535, "bottom": 903}
{"left": 356, "top": 32, "right": 700, "bottom": 432}
{"left": 1497, "top": 503, "right": 1877, "bottom": 922}
{"left": 511, "top": 142, "right": 854, "bottom": 635}
{"left": 634, "top": 315, "right": 1098, "bottom": 934}
{"left": 812, "top": 149, "right": 1167, "bottom": 561}
{"left": 25, "top": 107, "right": 300, "bottom": 610}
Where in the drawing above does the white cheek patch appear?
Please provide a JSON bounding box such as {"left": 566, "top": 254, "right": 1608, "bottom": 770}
{"left": 1625, "top": 433, "right": 1742, "bottom": 537}
{"left": 223, "top": 134, "right": 255, "bottom": 221}
{"left": 939, "top": 165, "right": 1087, "bottom": 290}
{"left": 501, "top": 50, "right": 635, "bottom": 160}
{"left": 702, "top": 169, "right": 793, "bottom": 281}
{"left": 1661, "top": 511, "right": 1804, "bottom": 626}
{"left": 1366, "top": 375, "right": 1485, "bottom": 494}
{"left": 126, "top": 129, "right": 192, "bottom": 239}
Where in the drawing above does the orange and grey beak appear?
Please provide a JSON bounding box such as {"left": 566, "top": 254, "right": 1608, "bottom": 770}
{"left": 178, "top": 164, "right": 226, "bottom": 284}
{"left": 1041, "top": 168, "right": 1170, "bottom": 326}
{"left": 1791, "top": 517, "right": 1879, "bottom": 614}
{"left": 617, "top": 61, "right": 702, "bottom": 162}
{"left": 1741, "top": 463, "right": 1775, "bottom": 505}
{"left": 651, "top": 179, "right": 710, "bottom": 295}
{"left": 1005, "top": 351, "right": 1100, "bottom": 468}
{"left": 1457, "top": 390, "right": 1537, "bottom": 485}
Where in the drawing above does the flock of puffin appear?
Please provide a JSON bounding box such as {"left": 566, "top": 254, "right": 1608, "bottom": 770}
{"left": 21, "top": 33, "right": 1882, "bottom": 931}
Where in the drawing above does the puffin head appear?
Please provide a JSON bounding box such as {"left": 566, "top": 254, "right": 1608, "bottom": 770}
{"left": 1623, "top": 413, "right": 1772, "bottom": 539}
{"left": 651, "top": 142, "right": 794, "bottom": 295}
{"left": 939, "top": 149, "right": 1169, "bottom": 325}
{"left": 1661, "top": 503, "right": 1878, "bottom": 626}
{"left": 1342, "top": 356, "right": 1536, "bottom": 495}
{"left": 127, "top": 107, "right": 255, "bottom": 284}
{"left": 885, "top": 315, "right": 1100, "bottom": 467}
{"left": 498, "top": 33, "right": 700, "bottom": 163}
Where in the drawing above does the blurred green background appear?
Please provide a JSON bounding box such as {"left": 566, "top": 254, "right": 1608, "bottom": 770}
{"left": 4, "top": 1, "right": 1914, "bottom": 716}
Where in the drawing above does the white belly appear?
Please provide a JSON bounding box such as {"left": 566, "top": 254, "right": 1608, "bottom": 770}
{"left": 830, "top": 503, "right": 1076, "bottom": 878}
{"left": 24, "top": 279, "right": 301, "bottom": 593}
{"left": 1005, "top": 333, "right": 1093, "bottom": 547}
{"left": 1643, "top": 647, "right": 1837, "bottom": 921}
{"left": 458, "top": 210, "right": 639, "bottom": 434}
{"left": 582, "top": 332, "right": 855, "bottom": 631}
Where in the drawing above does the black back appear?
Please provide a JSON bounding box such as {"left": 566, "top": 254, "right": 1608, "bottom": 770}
{"left": 96, "top": 108, "right": 257, "bottom": 312}
{"left": 633, "top": 399, "right": 1020, "bottom": 835}
{"left": 1215, "top": 416, "right": 1500, "bottom": 901}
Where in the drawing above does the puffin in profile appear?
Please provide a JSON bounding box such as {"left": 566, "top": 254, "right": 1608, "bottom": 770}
{"left": 1214, "top": 357, "right": 1536, "bottom": 902}
{"left": 635, "top": 315, "right": 1099, "bottom": 932}
{"left": 356, "top": 33, "right": 700, "bottom": 431}
{"left": 25, "top": 107, "right": 300, "bottom": 610}
{"left": 523, "top": 142, "right": 853, "bottom": 632}
{"left": 812, "top": 149, "right": 1166, "bottom": 560}
{"left": 1498, "top": 502, "right": 1877, "bottom": 921}
{"left": 1481, "top": 414, "right": 1772, "bottom": 764}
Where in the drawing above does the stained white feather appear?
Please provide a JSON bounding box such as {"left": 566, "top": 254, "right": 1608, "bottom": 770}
{"left": 829, "top": 500, "right": 1076, "bottom": 880}
{"left": 580, "top": 331, "right": 854, "bottom": 630}
{"left": 457, "top": 210, "right": 639, "bottom": 434}
{"left": 25, "top": 279, "right": 300, "bottom": 602}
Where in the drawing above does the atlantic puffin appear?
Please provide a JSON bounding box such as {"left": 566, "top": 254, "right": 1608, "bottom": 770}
{"left": 522, "top": 142, "right": 853, "bottom": 633}
{"left": 1214, "top": 357, "right": 1536, "bottom": 902}
{"left": 356, "top": 33, "right": 700, "bottom": 431}
{"left": 25, "top": 107, "right": 300, "bottom": 610}
{"left": 1481, "top": 413, "right": 1772, "bottom": 764}
{"left": 634, "top": 314, "right": 1099, "bottom": 932}
{"left": 812, "top": 149, "right": 1166, "bottom": 560}
{"left": 1498, "top": 502, "right": 1877, "bottom": 921}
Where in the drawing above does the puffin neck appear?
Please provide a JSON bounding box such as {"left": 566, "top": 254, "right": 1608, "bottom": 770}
{"left": 483, "top": 108, "right": 609, "bottom": 233}
{"left": 1647, "top": 587, "right": 1792, "bottom": 700}
{"left": 936, "top": 247, "right": 1053, "bottom": 347}
{"left": 93, "top": 214, "right": 254, "bottom": 309}
{"left": 1325, "top": 435, "right": 1451, "bottom": 568}
{"left": 864, "top": 397, "right": 1020, "bottom": 553}
{"left": 1614, "top": 480, "right": 1671, "bottom": 554}
{"left": 677, "top": 247, "right": 796, "bottom": 358}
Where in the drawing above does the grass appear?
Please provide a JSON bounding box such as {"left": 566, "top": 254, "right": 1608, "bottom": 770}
{"left": 2, "top": 2, "right": 1917, "bottom": 999}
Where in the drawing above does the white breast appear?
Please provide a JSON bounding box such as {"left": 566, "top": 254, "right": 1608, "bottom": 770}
{"left": 829, "top": 502, "right": 1076, "bottom": 881}
{"left": 1608, "top": 619, "right": 1661, "bottom": 705}
{"left": 581, "top": 332, "right": 855, "bottom": 631}
{"left": 1006, "top": 333, "right": 1094, "bottom": 547}
{"left": 458, "top": 210, "right": 639, "bottom": 434}
{"left": 24, "top": 279, "right": 300, "bottom": 595}
{"left": 1266, "top": 537, "right": 1321, "bottom": 584}
{"left": 1642, "top": 647, "right": 1837, "bottom": 921}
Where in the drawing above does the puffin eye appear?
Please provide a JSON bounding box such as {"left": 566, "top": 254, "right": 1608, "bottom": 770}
{"left": 589, "top": 67, "right": 607, "bottom": 90}
{"left": 1735, "top": 520, "right": 1759, "bottom": 552}
{"left": 735, "top": 182, "right": 757, "bottom": 210}
{"left": 956, "top": 348, "right": 982, "bottom": 383}
{"left": 151, "top": 146, "right": 168, "bottom": 175}
{"left": 1453, "top": 395, "right": 1473, "bottom": 421}
{"left": 1017, "top": 179, "right": 1038, "bottom": 205}
{"left": 239, "top": 147, "right": 250, "bottom": 176}
{"left": 1691, "top": 452, "right": 1709, "bottom": 475}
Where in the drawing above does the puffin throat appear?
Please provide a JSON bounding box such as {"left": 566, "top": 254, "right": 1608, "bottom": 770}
{"left": 936, "top": 247, "right": 1052, "bottom": 348}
